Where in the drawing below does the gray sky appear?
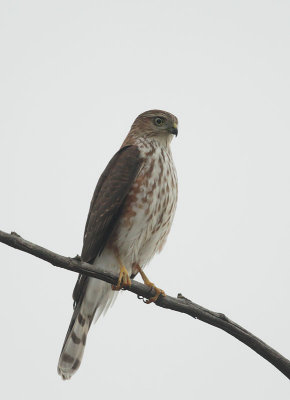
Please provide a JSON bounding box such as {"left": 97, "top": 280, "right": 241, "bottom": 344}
{"left": 1, "top": 0, "right": 289, "bottom": 398}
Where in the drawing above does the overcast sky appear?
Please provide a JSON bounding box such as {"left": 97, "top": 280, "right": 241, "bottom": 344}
{"left": 1, "top": 1, "right": 289, "bottom": 399}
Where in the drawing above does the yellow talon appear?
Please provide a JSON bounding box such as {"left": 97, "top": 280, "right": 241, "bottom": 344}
{"left": 145, "top": 285, "right": 165, "bottom": 304}
{"left": 112, "top": 265, "right": 131, "bottom": 291}
{"left": 135, "top": 265, "right": 165, "bottom": 304}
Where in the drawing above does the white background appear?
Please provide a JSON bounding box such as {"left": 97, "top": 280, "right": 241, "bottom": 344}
{"left": 0, "top": 1, "right": 289, "bottom": 399}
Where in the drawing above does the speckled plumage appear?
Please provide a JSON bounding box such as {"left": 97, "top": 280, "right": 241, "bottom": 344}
{"left": 58, "top": 110, "right": 178, "bottom": 379}
{"left": 111, "top": 136, "right": 178, "bottom": 273}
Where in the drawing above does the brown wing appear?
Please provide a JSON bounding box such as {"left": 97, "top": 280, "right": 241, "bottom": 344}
{"left": 72, "top": 145, "right": 142, "bottom": 307}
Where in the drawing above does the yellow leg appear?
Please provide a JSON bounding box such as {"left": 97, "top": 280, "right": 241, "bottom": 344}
{"left": 136, "top": 265, "right": 165, "bottom": 304}
{"left": 112, "top": 258, "right": 131, "bottom": 291}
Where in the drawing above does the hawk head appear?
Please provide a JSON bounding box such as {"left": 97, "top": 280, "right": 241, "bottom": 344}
{"left": 129, "top": 110, "right": 178, "bottom": 146}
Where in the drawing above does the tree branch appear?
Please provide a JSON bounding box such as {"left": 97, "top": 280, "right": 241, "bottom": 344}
{"left": 0, "top": 229, "right": 289, "bottom": 379}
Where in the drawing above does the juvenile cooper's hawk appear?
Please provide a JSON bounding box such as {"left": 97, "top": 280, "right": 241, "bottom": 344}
{"left": 58, "top": 110, "right": 178, "bottom": 379}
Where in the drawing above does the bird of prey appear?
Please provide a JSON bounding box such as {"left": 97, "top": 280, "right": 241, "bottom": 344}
{"left": 58, "top": 110, "right": 178, "bottom": 379}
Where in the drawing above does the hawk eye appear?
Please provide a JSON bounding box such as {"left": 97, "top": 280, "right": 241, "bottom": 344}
{"left": 154, "top": 117, "right": 165, "bottom": 126}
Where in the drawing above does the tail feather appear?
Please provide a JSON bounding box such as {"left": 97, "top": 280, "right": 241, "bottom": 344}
{"left": 57, "top": 305, "right": 90, "bottom": 380}
{"left": 57, "top": 278, "right": 116, "bottom": 380}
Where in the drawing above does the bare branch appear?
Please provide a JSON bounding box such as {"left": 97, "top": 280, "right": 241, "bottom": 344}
{"left": 0, "top": 229, "right": 289, "bottom": 379}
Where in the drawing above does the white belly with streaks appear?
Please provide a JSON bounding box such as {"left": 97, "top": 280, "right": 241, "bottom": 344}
{"left": 114, "top": 138, "right": 178, "bottom": 274}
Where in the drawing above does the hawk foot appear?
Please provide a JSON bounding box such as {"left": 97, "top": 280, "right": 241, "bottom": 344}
{"left": 135, "top": 265, "right": 165, "bottom": 304}
{"left": 145, "top": 284, "right": 165, "bottom": 304}
{"left": 112, "top": 265, "right": 131, "bottom": 291}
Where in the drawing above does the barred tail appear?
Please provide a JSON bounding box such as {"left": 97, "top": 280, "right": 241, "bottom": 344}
{"left": 57, "top": 303, "right": 90, "bottom": 380}
{"left": 57, "top": 278, "right": 116, "bottom": 380}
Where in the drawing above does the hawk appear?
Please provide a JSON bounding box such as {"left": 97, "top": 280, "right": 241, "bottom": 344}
{"left": 58, "top": 110, "right": 178, "bottom": 379}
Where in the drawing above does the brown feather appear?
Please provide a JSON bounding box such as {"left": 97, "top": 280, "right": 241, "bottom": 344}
{"left": 72, "top": 145, "right": 142, "bottom": 307}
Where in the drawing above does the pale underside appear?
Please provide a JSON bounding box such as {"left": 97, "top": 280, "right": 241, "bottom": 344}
{"left": 84, "top": 136, "right": 178, "bottom": 322}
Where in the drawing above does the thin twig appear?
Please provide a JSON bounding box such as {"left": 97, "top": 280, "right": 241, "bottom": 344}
{"left": 0, "top": 229, "right": 289, "bottom": 379}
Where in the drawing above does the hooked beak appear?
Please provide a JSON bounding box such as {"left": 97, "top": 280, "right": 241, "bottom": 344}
{"left": 168, "top": 122, "right": 178, "bottom": 136}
